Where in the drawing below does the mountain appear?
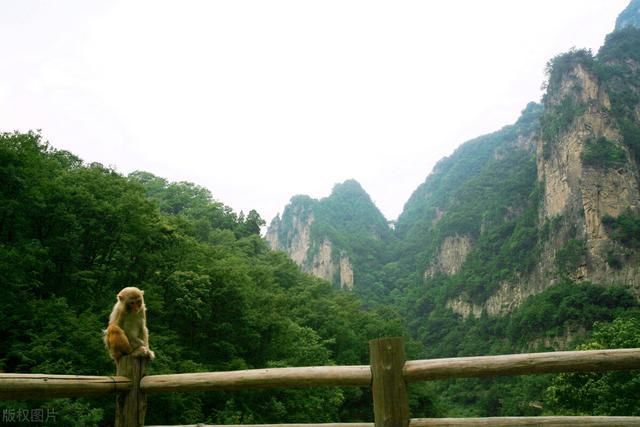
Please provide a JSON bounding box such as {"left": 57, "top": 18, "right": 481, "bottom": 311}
{"left": 0, "top": 133, "right": 411, "bottom": 423}
{"left": 263, "top": 3, "right": 640, "bottom": 415}
{"left": 616, "top": 0, "right": 640, "bottom": 31}
{"left": 4, "top": 1, "right": 640, "bottom": 420}
{"left": 267, "top": 14, "right": 640, "bottom": 316}
{"left": 395, "top": 101, "right": 543, "bottom": 314}
{"left": 266, "top": 179, "right": 393, "bottom": 290}
{"left": 430, "top": 30, "right": 640, "bottom": 318}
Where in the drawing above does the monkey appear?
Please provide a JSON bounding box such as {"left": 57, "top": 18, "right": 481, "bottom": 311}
{"left": 104, "top": 286, "right": 155, "bottom": 361}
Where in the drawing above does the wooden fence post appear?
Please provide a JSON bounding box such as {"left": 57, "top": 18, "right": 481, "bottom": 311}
{"left": 369, "top": 337, "right": 410, "bottom": 427}
{"left": 115, "top": 356, "right": 147, "bottom": 427}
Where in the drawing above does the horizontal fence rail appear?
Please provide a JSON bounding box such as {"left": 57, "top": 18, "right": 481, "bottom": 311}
{"left": 146, "top": 424, "right": 375, "bottom": 427}
{"left": 136, "top": 348, "right": 640, "bottom": 395}
{"left": 145, "top": 420, "right": 640, "bottom": 427}
{"left": 2, "top": 340, "right": 640, "bottom": 427}
{"left": 140, "top": 365, "right": 371, "bottom": 394}
{"left": 410, "top": 417, "right": 640, "bottom": 426}
{"left": 403, "top": 348, "right": 640, "bottom": 381}
{"left": 0, "top": 373, "right": 131, "bottom": 400}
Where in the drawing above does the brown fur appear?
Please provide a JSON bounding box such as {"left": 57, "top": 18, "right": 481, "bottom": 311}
{"left": 103, "top": 287, "right": 155, "bottom": 361}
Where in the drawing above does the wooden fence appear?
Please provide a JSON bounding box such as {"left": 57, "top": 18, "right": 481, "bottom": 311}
{"left": 2, "top": 337, "right": 640, "bottom": 426}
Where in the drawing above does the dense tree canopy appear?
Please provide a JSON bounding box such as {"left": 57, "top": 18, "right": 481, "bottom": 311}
{"left": 0, "top": 131, "right": 406, "bottom": 425}
{"left": 4, "top": 20, "right": 640, "bottom": 424}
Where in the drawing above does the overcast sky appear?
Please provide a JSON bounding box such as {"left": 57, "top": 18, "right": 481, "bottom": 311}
{"left": 1, "top": 0, "right": 630, "bottom": 224}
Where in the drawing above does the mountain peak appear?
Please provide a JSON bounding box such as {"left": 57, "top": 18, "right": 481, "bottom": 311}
{"left": 615, "top": 0, "right": 640, "bottom": 31}
{"left": 329, "top": 179, "right": 368, "bottom": 198}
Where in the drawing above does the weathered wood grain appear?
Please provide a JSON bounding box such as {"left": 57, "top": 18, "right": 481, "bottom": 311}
{"left": 140, "top": 365, "right": 371, "bottom": 394}
{"left": 410, "top": 417, "right": 640, "bottom": 426}
{"left": 404, "top": 348, "right": 640, "bottom": 381}
{"left": 0, "top": 373, "right": 131, "bottom": 399}
{"left": 146, "top": 424, "right": 374, "bottom": 427}
{"left": 146, "top": 419, "right": 640, "bottom": 427}
{"left": 115, "top": 355, "right": 147, "bottom": 427}
{"left": 370, "top": 337, "right": 410, "bottom": 427}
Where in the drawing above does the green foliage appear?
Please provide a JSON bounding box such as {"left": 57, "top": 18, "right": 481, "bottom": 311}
{"left": 543, "top": 48, "right": 594, "bottom": 95}
{"left": 599, "top": 27, "right": 640, "bottom": 65}
{"left": 603, "top": 210, "right": 640, "bottom": 248}
{"left": 405, "top": 148, "right": 541, "bottom": 304}
{"left": 445, "top": 180, "right": 542, "bottom": 303}
{"left": 129, "top": 170, "right": 265, "bottom": 240}
{"left": 619, "top": 118, "right": 640, "bottom": 164}
{"left": 397, "top": 102, "right": 542, "bottom": 239}
{"left": 276, "top": 179, "right": 395, "bottom": 295}
{"left": 592, "top": 27, "right": 640, "bottom": 163}
{"left": 505, "top": 282, "right": 635, "bottom": 346}
{"left": 555, "top": 239, "right": 587, "bottom": 274}
{"left": 582, "top": 136, "right": 628, "bottom": 169}
{"left": 540, "top": 32, "right": 640, "bottom": 163}
{"left": 545, "top": 313, "right": 640, "bottom": 415}
{"left": 406, "top": 282, "right": 637, "bottom": 417}
{"left": 615, "top": 0, "right": 640, "bottom": 31}
{"left": 540, "top": 97, "right": 586, "bottom": 155}
{"left": 605, "top": 248, "right": 624, "bottom": 270}
{"left": 0, "top": 132, "right": 411, "bottom": 424}
{"left": 6, "top": 22, "right": 640, "bottom": 422}
{"left": 394, "top": 103, "right": 543, "bottom": 303}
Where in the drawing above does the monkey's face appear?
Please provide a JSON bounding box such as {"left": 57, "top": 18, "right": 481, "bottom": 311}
{"left": 126, "top": 296, "right": 143, "bottom": 313}
{"left": 117, "top": 287, "right": 145, "bottom": 313}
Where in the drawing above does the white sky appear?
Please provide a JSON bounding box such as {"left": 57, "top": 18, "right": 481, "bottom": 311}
{"left": 0, "top": 0, "right": 630, "bottom": 223}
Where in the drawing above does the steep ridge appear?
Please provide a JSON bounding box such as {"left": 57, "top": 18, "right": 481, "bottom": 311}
{"left": 267, "top": 12, "right": 640, "bottom": 318}
{"left": 266, "top": 180, "right": 393, "bottom": 290}
{"left": 443, "top": 30, "right": 640, "bottom": 317}
{"left": 396, "top": 102, "right": 544, "bottom": 316}
{"left": 536, "top": 35, "right": 640, "bottom": 294}
{"left": 616, "top": 0, "right": 640, "bottom": 31}
{"left": 263, "top": 9, "right": 640, "bottom": 414}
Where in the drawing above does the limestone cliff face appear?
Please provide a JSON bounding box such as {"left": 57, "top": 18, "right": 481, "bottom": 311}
{"left": 271, "top": 28, "right": 640, "bottom": 318}
{"left": 537, "top": 63, "right": 640, "bottom": 289}
{"left": 266, "top": 180, "right": 393, "bottom": 291}
{"left": 538, "top": 64, "right": 620, "bottom": 221}
{"left": 265, "top": 198, "right": 356, "bottom": 290}
{"left": 446, "top": 280, "right": 547, "bottom": 318}
{"left": 425, "top": 235, "right": 473, "bottom": 278}
{"left": 308, "top": 239, "right": 354, "bottom": 290}
{"left": 265, "top": 205, "right": 314, "bottom": 266}
{"left": 447, "top": 60, "right": 640, "bottom": 319}
{"left": 339, "top": 255, "right": 354, "bottom": 290}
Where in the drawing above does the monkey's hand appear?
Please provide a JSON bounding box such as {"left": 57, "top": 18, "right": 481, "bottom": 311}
{"left": 131, "top": 345, "right": 155, "bottom": 360}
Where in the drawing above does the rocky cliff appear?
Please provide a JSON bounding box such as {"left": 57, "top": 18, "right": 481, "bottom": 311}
{"left": 266, "top": 180, "right": 392, "bottom": 290}
{"left": 425, "top": 235, "right": 473, "bottom": 278}
{"left": 537, "top": 58, "right": 640, "bottom": 293}
{"left": 266, "top": 197, "right": 355, "bottom": 290}
{"left": 265, "top": 200, "right": 314, "bottom": 266}
{"left": 268, "top": 7, "right": 640, "bottom": 318}
{"left": 445, "top": 37, "right": 640, "bottom": 318}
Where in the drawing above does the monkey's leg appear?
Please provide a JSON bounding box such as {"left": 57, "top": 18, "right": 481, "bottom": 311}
{"left": 107, "top": 324, "right": 132, "bottom": 360}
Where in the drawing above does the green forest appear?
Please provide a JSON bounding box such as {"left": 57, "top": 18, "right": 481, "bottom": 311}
{"left": 3, "top": 5, "right": 640, "bottom": 426}
{"left": 0, "top": 132, "right": 406, "bottom": 425}
{"left": 261, "top": 22, "right": 640, "bottom": 422}
{"left": 2, "top": 125, "right": 639, "bottom": 425}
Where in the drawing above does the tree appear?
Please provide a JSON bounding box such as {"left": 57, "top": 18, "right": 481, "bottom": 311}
{"left": 544, "top": 314, "right": 640, "bottom": 415}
